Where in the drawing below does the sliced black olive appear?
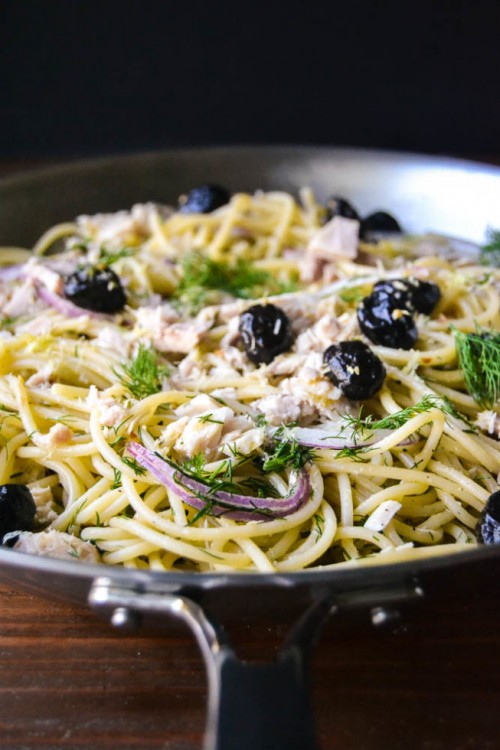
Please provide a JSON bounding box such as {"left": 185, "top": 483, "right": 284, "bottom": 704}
{"left": 325, "top": 196, "right": 360, "bottom": 223}
{"left": 477, "top": 490, "right": 500, "bottom": 544}
{"left": 239, "top": 304, "right": 294, "bottom": 365}
{"left": 358, "top": 291, "right": 418, "bottom": 350}
{"left": 373, "top": 278, "right": 441, "bottom": 315}
{"left": 0, "top": 484, "right": 37, "bottom": 540}
{"left": 323, "top": 341, "right": 386, "bottom": 400}
{"left": 360, "top": 210, "right": 402, "bottom": 239}
{"left": 178, "top": 184, "right": 230, "bottom": 214}
{"left": 63, "top": 266, "right": 126, "bottom": 313}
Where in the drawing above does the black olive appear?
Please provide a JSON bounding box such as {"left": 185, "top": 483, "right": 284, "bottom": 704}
{"left": 373, "top": 278, "right": 441, "bottom": 315}
{"left": 360, "top": 210, "right": 402, "bottom": 239}
{"left": 406, "top": 279, "right": 441, "bottom": 315}
{"left": 477, "top": 490, "right": 500, "bottom": 544}
{"left": 358, "top": 291, "right": 418, "bottom": 350}
{"left": 63, "top": 266, "right": 126, "bottom": 313}
{"left": 0, "top": 484, "right": 37, "bottom": 540}
{"left": 323, "top": 341, "right": 386, "bottom": 400}
{"left": 1, "top": 531, "right": 20, "bottom": 548}
{"left": 372, "top": 279, "right": 413, "bottom": 311}
{"left": 178, "top": 184, "right": 230, "bottom": 214}
{"left": 239, "top": 304, "right": 294, "bottom": 364}
{"left": 325, "top": 196, "right": 360, "bottom": 223}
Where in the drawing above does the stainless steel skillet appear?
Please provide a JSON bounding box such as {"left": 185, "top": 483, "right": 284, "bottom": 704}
{"left": 0, "top": 146, "right": 499, "bottom": 750}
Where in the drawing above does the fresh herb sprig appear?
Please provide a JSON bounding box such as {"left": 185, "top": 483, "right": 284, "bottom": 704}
{"left": 121, "top": 456, "right": 147, "bottom": 475}
{"left": 116, "top": 344, "right": 170, "bottom": 400}
{"left": 480, "top": 228, "right": 500, "bottom": 267}
{"left": 71, "top": 237, "right": 135, "bottom": 267}
{"left": 340, "top": 393, "right": 474, "bottom": 438}
{"left": 335, "top": 445, "right": 367, "bottom": 461}
{"left": 171, "top": 453, "right": 250, "bottom": 497}
{"left": 342, "top": 394, "right": 444, "bottom": 434}
{"left": 455, "top": 328, "right": 500, "bottom": 408}
{"left": 260, "top": 425, "right": 316, "bottom": 473}
{"left": 97, "top": 246, "right": 135, "bottom": 267}
{"left": 174, "top": 252, "right": 296, "bottom": 312}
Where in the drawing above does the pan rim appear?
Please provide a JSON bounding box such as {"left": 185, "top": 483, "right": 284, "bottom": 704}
{"left": 1, "top": 144, "right": 499, "bottom": 590}
{"left": 1, "top": 144, "right": 500, "bottom": 193}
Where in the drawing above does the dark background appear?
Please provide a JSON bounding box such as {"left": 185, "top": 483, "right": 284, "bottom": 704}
{"left": 1, "top": 0, "right": 500, "bottom": 160}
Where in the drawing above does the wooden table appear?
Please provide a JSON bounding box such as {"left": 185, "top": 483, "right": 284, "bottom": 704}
{"left": 1, "top": 159, "right": 499, "bottom": 750}
{"left": 1, "top": 564, "right": 499, "bottom": 750}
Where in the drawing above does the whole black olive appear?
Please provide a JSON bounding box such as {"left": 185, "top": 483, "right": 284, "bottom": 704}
{"left": 477, "top": 490, "right": 500, "bottom": 544}
{"left": 372, "top": 279, "right": 414, "bottom": 311}
{"left": 0, "top": 484, "right": 37, "bottom": 540}
{"left": 325, "top": 196, "right": 360, "bottom": 223}
{"left": 323, "top": 340, "right": 386, "bottom": 400}
{"left": 360, "top": 210, "right": 402, "bottom": 239}
{"left": 358, "top": 291, "right": 418, "bottom": 350}
{"left": 179, "top": 184, "right": 230, "bottom": 214}
{"left": 373, "top": 278, "right": 441, "bottom": 316}
{"left": 407, "top": 279, "right": 441, "bottom": 315}
{"left": 63, "top": 266, "right": 126, "bottom": 313}
{"left": 239, "top": 304, "right": 294, "bottom": 365}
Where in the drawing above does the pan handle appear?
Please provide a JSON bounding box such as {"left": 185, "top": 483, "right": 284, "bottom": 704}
{"left": 205, "top": 596, "right": 335, "bottom": 750}
{"left": 89, "top": 577, "right": 423, "bottom": 750}
{"left": 89, "top": 578, "right": 333, "bottom": 750}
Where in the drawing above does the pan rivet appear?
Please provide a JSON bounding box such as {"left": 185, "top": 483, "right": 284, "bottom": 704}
{"left": 111, "top": 606, "right": 139, "bottom": 630}
{"left": 371, "top": 606, "right": 400, "bottom": 627}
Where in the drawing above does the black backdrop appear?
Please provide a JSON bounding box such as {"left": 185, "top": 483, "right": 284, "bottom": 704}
{"left": 1, "top": 0, "right": 500, "bottom": 158}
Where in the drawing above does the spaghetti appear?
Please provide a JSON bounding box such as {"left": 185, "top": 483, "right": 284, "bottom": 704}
{"left": 0, "top": 188, "right": 498, "bottom": 572}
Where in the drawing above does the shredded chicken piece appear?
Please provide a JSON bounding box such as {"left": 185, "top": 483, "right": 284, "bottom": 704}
{"left": 174, "top": 352, "right": 203, "bottom": 382}
{"left": 307, "top": 215, "right": 360, "bottom": 261}
{"left": 87, "top": 385, "right": 129, "bottom": 428}
{"left": 30, "top": 485, "right": 58, "bottom": 525}
{"left": 476, "top": 410, "right": 500, "bottom": 438}
{"left": 173, "top": 406, "right": 233, "bottom": 460}
{"left": 94, "top": 326, "right": 132, "bottom": 356}
{"left": 299, "top": 255, "right": 340, "bottom": 284}
{"left": 176, "top": 394, "right": 222, "bottom": 417}
{"left": 253, "top": 393, "right": 311, "bottom": 426}
{"left": 26, "top": 364, "right": 55, "bottom": 388}
{"left": 77, "top": 203, "right": 172, "bottom": 246}
{"left": 13, "top": 530, "right": 100, "bottom": 562}
{"left": 36, "top": 424, "right": 73, "bottom": 450}
{"left": 161, "top": 396, "right": 265, "bottom": 460}
{"left": 25, "top": 258, "right": 63, "bottom": 294}
{"left": 3, "top": 277, "right": 38, "bottom": 317}
{"left": 139, "top": 308, "right": 214, "bottom": 354}
{"left": 295, "top": 315, "right": 340, "bottom": 353}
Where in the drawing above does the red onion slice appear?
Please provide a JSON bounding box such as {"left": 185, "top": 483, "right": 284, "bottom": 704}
{"left": 271, "top": 425, "right": 415, "bottom": 449}
{"left": 127, "top": 442, "right": 311, "bottom": 522}
{"left": 36, "top": 284, "right": 105, "bottom": 319}
{"left": 0, "top": 264, "right": 26, "bottom": 282}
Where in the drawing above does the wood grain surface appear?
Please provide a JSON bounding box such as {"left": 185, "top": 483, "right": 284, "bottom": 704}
{"left": 1, "top": 564, "right": 499, "bottom": 750}
{"left": 0, "top": 159, "right": 499, "bottom": 750}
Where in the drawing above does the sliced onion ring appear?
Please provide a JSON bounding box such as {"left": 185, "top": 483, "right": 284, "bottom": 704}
{"left": 36, "top": 284, "right": 105, "bottom": 319}
{"left": 0, "top": 264, "right": 26, "bottom": 282}
{"left": 127, "top": 442, "right": 311, "bottom": 522}
{"left": 270, "top": 424, "right": 415, "bottom": 449}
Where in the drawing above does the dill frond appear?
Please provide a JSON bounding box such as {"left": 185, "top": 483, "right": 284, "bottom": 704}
{"left": 174, "top": 252, "right": 296, "bottom": 312}
{"left": 480, "top": 227, "right": 500, "bottom": 267}
{"left": 116, "top": 344, "right": 170, "bottom": 400}
{"left": 260, "top": 425, "right": 316, "bottom": 473}
{"left": 342, "top": 394, "right": 442, "bottom": 434}
{"left": 455, "top": 328, "right": 500, "bottom": 408}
